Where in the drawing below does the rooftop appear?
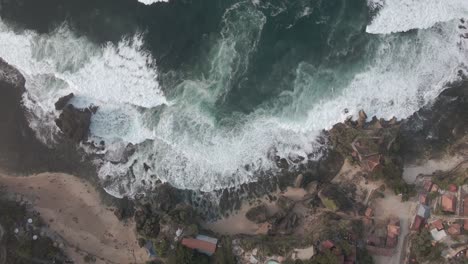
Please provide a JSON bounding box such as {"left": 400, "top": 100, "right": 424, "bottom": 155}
{"left": 441, "top": 194, "right": 457, "bottom": 213}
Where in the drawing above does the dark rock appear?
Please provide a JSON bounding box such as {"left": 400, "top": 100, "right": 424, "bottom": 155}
{"left": 245, "top": 204, "right": 268, "bottom": 223}
{"left": 55, "top": 104, "right": 92, "bottom": 143}
{"left": 277, "top": 158, "right": 289, "bottom": 169}
{"left": 143, "top": 163, "right": 151, "bottom": 172}
{"left": 401, "top": 80, "right": 468, "bottom": 161}
{"left": 54, "top": 93, "right": 74, "bottom": 110}
{"left": 357, "top": 110, "right": 367, "bottom": 128}
{"left": 148, "top": 183, "right": 180, "bottom": 213}
{"left": 276, "top": 195, "right": 295, "bottom": 213}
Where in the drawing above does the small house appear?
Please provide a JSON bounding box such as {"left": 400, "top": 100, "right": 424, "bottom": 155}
{"left": 419, "top": 194, "right": 428, "bottom": 205}
{"left": 321, "top": 240, "right": 335, "bottom": 250}
{"left": 181, "top": 235, "right": 218, "bottom": 256}
{"left": 441, "top": 194, "right": 457, "bottom": 213}
{"left": 448, "top": 184, "right": 458, "bottom": 192}
{"left": 411, "top": 215, "right": 424, "bottom": 231}
{"left": 447, "top": 223, "right": 461, "bottom": 236}
{"left": 417, "top": 205, "right": 431, "bottom": 219}
{"left": 431, "top": 219, "right": 444, "bottom": 231}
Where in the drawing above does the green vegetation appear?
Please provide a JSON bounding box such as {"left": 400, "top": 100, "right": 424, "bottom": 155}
{"left": 0, "top": 198, "right": 66, "bottom": 263}
{"left": 211, "top": 237, "right": 236, "bottom": 264}
{"left": 321, "top": 197, "right": 338, "bottom": 211}
{"left": 167, "top": 243, "right": 210, "bottom": 264}
{"left": 432, "top": 168, "right": 468, "bottom": 190}
{"left": 319, "top": 184, "right": 352, "bottom": 212}
{"left": 410, "top": 230, "right": 444, "bottom": 263}
{"left": 153, "top": 238, "right": 169, "bottom": 257}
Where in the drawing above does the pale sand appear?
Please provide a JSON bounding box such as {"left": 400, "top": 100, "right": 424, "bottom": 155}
{"left": 205, "top": 187, "right": 307, "bottom": 235}
{"left": 403, "top": 155, "right": 465, "bottom": 184}
{"left": 0, "top": 173, "right": 147, "bottom": 264}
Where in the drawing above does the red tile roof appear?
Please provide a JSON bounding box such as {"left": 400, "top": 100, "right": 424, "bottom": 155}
{"left": 448, "top": 223, "right": 461, "bottom": 236}
{"left": 411, "top": 215, "right": 424, "bottom": 231}
{"left": 431, "top": 219, "right": 444, "bottom": 231}
{"left": 464, "top": 219, "right": 468, "bottom": 231}
{"left": 448, "top": 184, "right": 458, "bottom": 192}
{"left": 322, "top": 240, "right": 335, "bottom": 250}
{"left": 442, "top": 194, "right": 457, "bottom": 213}
{"left": 181, "top": 238, "right": 217, "bottom": 255}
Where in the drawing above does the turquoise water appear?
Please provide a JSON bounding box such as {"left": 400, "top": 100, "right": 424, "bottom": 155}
{"left": 0, "top": 0, "right": 466, "bottom": 195}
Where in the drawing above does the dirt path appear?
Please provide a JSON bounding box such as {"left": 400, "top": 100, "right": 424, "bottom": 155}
{"left": 372, "top": 193, "right": 416, "bottom": 264}
{"left": 0, "top": 173, "right": 147, "bottom": 264}
{"left": 402, "top": 155, "right": 465, "bottom": 184}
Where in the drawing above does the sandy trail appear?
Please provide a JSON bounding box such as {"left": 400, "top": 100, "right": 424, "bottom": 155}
{"left": 0, "top": 173, "right": 147, "bottom": 264}
{"left": 403, "top": 155, "right": 465, "bottom": 184}
{"left": 205, "top": 187, "right": 307, "bottom": 235}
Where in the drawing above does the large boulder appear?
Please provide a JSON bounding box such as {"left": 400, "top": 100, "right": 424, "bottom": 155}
{"left": 245, "top": 204, "right": 268, "bottom": 223}
{"left": 54, "top": 93, "right": 74, "bottom": 110}
{"left": 55, "top": 104, "right": 92, "bottom": 143}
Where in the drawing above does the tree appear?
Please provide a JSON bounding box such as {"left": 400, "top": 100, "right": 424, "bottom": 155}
{"left": 411, "top": 230, "right": 443, "bottom": 262}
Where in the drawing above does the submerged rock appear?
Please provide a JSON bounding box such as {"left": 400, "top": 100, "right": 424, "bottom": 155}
{"left": 55, "top": 104, "right": 92, "bottom": 143}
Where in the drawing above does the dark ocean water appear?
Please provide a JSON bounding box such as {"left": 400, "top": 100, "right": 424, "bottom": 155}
{"left": 0, "top": 0, "right": 466, "bottom": 195}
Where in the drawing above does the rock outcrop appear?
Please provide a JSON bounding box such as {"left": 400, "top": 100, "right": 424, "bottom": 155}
{"left": 54, "top": 93, "right": 74, "bottom": 110}
{"left": 401, "top": 79, "right": 468, "bottom": 161}
{"left": 55, "top": 104, "right": 92, "bottom": 143}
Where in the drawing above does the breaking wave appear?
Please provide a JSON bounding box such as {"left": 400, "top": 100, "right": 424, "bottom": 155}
{"left": 0, "top": 0, "right": 467, "bottom": 197}
{"left": 367, "top": 0, "right": 468, "bottom": 34}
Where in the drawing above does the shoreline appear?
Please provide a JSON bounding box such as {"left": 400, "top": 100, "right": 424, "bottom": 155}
{"left": 0, "top": 172, "right": 147, "bottom": 264}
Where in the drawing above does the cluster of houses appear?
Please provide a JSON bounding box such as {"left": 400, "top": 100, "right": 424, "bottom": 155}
{"left": 319, "top": 240, "right": 357, "bottom": 264}
{"left": 410, "top": 181, "right": 464, "bottom": 234}
{"left": 364, "top": 207, "right": 401, "bottom": 256}
{"left": 409, "top": 180, "right": 468, "bottom": 260}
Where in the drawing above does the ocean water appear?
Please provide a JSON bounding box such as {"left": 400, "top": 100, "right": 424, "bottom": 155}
{"left": 0, "top": 0, "right": 467, "bottom": 197}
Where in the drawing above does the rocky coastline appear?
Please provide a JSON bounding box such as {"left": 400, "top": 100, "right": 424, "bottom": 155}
{"left": 0, "top": 57, "right": 467, "bottom": 263}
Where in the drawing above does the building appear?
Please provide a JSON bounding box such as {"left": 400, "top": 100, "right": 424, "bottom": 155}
{"left": 181, "top": 235, "right": 218, "bottom": 256}
{"left": 411, "top": 215, "right": 424, "bottom": 231}
{"left": 447, "top": 223, "right": 461, "bottom": 236}
{"left": 144, "top": 241, "right": 157, "bottom": 259}
{"left": 448, "top": 184, "right": 458, "bottom": 192}
{"left": 419, "top": 194, "right": 428, "bottom": 205}
{"left": 430, "top": 228, "right": 447, "bottom": 241}
{"left": 321, "top": 240, "right": 335, "bottom": 250}
{"left": 431, "top": 219, "right": 444, "bottom": 231}
{"left": 386, "top": 218, "right": 400, "bottom": 248}
{"left": 417, "top": 205, "right": 431, "bottom": 219}
{"left": 441, "top": 194, "right": 457, "bottom": 213}
{"left": 423, "top": 181, "right": 433, "bottom": 192}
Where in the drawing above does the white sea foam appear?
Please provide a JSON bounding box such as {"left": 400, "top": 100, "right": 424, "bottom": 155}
{"left": 0, "top": 20, "right": 166, "bottom": 145}
{"left": 137, "top": 0, "right": 168, "bottom": 5}
{"left": 367, "top": 0, "right": 468, "bottom": 34}
{"left": 0, "top": 1, "right": 467, "bottom": 197}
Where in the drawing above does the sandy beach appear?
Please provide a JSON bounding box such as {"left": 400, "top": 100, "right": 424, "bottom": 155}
{"left": 0, "top": 172, "right": 147, "bottom": 264}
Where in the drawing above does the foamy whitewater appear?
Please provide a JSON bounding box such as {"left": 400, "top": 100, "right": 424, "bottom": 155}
{"left": 367, "top": 0, "right": 468, "bottom": 34}
{"left": 0, "top": 1, "right": 467, "bottom": 197}
{"left": 137, "top": 0, "right": 168, "bottom": 5}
